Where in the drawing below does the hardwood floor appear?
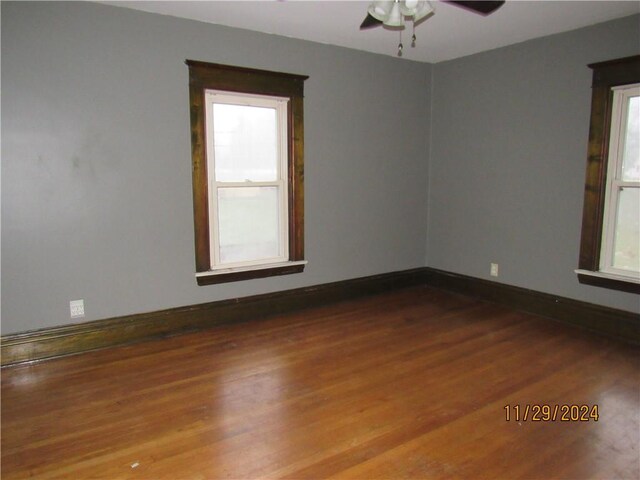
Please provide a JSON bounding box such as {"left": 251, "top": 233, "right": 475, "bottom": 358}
{"left": 2, "top": 286, "right": 639, "bottom": 479}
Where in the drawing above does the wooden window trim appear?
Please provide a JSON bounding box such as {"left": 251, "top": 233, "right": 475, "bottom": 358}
{"left": 186, "top": 60, "right": 308, "bottom": 285}
{"left": 577, "top": 55, "right": 640, "bottom": 294}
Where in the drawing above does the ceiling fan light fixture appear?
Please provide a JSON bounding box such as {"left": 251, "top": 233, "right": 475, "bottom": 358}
{"left": 399, "top": 0, "right": 417, "bottom": 16}
{"left": 412, "top": 0, "right": 435, "bottom": 22}
{"left": 361, "top": 0, "right": 504, "bottom": 55}
{"left": 368, "top": 1, "right": 393, "bottom": 21}
{"left": 384, "top": 1, "right": 404, "bottom": 27}
{"left": 364, "top": 0, "right": 436, "bottom": 54}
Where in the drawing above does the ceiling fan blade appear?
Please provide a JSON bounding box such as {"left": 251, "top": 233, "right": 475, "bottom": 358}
{"left": 360, "top": 13, "right": 383, "bottom": 30}
{"left": 446, "top": 1, "right": 505, "bottom": 15}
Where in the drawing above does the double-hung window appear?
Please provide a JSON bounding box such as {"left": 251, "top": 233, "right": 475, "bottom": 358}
{"left": 577, "top": 55, "right": 640, "bottom": 293}
{"left": 206, "top": 91, "right": 289, "bottom": 268}
{"left": 186, "top": 61, "right": 308, "bottom": 285}
{"left": 599, "top": 84, "right": 639, "bottom": 278}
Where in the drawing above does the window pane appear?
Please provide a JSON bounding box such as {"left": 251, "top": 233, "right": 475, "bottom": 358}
{"left": 622, "top": 96, "right": 640, "bottom": 181}
{"left": 217, "top": 187, "right": 281, "bottom": 264}
{"left": 213, "top": 103, "right": 278, "bottom": 182}
{"left": 612, "top": 187, "right": 640, "bottom": 272}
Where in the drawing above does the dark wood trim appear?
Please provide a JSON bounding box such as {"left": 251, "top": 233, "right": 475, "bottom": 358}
{"left": 196, "top": 263, "right": 306, "bottom": 285}
{"left": 588, "top": 55, "right": 640, "bottom": 87}
{"left": 0, "top": 268, "right": 429, "bottom": 367}
{"left": 185, "top": 60, "right": 308, "bottom": 97}
{"left": 186, "top": 60, "right": 307, "bottom": 281}
{"left": 4, "top": 267, "right": 637, "bottom": 367}
{"left": 289, "top": 96, "right": 305, "bottom": 261}
{"left": 578, "top": 83, "right": 611, "bottom": 271}
{"left": 424, "top": 268, "right": 640, "bottom": 345}
{"left": 577, "top": 272, "right": 640, "bottom": 294}
{"left": 188, "top": 71, "right": 211, "bottom": 272}
{"left": 577, "top": 55, "right": 640, "bottom": 292}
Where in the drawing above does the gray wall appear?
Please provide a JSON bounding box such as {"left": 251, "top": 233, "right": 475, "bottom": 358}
{"left": 427, "top": 14, "right": 640, "bottom": 313}
{"left": 1, "top": 1, "right": 431, "bottom": 334}
{"left": 2, "top": 2, "right": 638, "bottom": 336}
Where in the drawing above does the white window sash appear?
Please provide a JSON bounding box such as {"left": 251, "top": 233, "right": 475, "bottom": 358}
{"left": 599, "top": 84, "right": 640, "bottom": 279}
{"left": 204, "top": 90, "right": 290, "bottom": 270}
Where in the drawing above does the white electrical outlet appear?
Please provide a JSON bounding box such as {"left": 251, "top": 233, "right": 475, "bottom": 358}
{"left": 70, "top": 299, "right": 85, "bottom": 318}
{"left": 490, "top": 263, "right": 499, "bottom": 277}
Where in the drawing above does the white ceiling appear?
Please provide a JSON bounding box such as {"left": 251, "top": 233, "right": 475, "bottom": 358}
{"left": 102, "top": 1, "right": 640, "bottom": 63}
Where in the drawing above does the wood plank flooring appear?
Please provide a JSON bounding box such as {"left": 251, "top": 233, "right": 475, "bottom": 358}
{"left": 2, "top": 286, "right": 639, "bottom": 479}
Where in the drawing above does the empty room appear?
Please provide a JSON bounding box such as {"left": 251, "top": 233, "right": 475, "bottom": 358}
{"left": 2, "top": 1, "right": 639, "bottom": 478}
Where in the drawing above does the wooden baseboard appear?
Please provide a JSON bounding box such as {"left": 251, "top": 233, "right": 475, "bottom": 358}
{"left": 423, "top": 268, "right": 640, "bottom": 345}
{"left": 0, "top": 268, "right": 430, "bottom": 367}
{"left": 3, "top": 267, "right": 637, "bottom": 367}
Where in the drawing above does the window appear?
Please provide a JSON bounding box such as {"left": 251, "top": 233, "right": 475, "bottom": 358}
{"left": 186, "top": 61, "right": 308, "bottom": 285}
{"left": 577, "top": 55, "right": 640, "bottom": 293}
{"left": 600, "top": 85, "right": 639, "bottom": 276}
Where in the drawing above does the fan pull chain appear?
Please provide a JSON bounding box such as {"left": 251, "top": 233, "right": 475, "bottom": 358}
{"left": 398, "top": 30, "right": 403, "bottom": 56}
{"left": 411, "top": 21, "right": 417, "bottom": 48}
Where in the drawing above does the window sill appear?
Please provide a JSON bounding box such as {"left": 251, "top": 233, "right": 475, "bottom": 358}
{"left": 196, "top": 260, "right": 307, "bottom": 285}
{"left": 575, "top": 269, "right": 640, "bottom": 294}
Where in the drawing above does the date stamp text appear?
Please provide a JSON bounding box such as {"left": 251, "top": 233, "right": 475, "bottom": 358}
{"left": 504, "top": 404, "right": 599, "bottom": 422}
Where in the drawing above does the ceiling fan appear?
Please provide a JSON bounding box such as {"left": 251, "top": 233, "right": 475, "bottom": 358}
{"left": 360, "top": 0, "right": 505, "bottom": 30}
{"left": 360, "top": 0, "right": 505, "bottom": 55}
